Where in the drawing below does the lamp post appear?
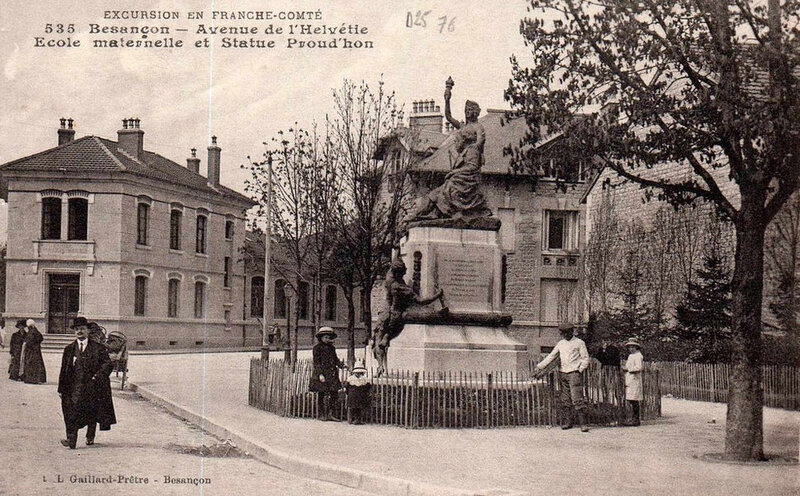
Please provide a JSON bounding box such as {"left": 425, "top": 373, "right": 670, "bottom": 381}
{"left": 260, "top": 152, "right": 273, "bottom": 360}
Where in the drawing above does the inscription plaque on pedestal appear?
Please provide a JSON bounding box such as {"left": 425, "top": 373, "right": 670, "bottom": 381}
{"left": 434, "top": 247, "right": 493, "bottom": 312}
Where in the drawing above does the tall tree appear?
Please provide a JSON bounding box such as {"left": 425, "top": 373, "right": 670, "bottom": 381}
{"left": 245, "top": 126, "right": 328, "bottom": 366}
{"left": 507, "top": 0, "right": 800, "bottom": 459}
{"left": 675, "top": 238, "right": 733, "bottom": 363}
{"left": 328, "top": 79, "right": 411, "bottom": 357}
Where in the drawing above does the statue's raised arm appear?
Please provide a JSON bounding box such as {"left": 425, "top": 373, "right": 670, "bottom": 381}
{"left": 444, "top": 77, "right": 462, "bottom": 130}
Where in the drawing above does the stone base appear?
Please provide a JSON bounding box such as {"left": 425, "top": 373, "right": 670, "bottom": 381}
{"left": 378, "top": 323, "right": 529, "bottom": 374}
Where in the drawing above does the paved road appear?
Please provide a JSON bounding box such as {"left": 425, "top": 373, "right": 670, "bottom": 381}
{"left": 0, "top": 352, "right": 373, "bottom": 496}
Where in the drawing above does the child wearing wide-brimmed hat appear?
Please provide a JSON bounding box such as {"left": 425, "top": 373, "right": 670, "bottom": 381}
{"left": 345, "top": 359, "right": 372, "bottom": 425}
{"left": 621, "top": 338, "right": 644, "bottom": 426}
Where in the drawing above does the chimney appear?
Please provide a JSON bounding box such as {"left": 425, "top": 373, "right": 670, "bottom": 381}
{"left": 409, "top": 99, "right": 444, "bottom": 134}
{"left": 187, "top": 148, "right": 200, "bottom": 174}
{"left": 207, "top": 136, "right": 221, "bottom": 187}
{"left": 58, "top": 118, "right": 75, "bottom": 146}
{"left": 117, "top": 118, "right": 144, "bottom": 159}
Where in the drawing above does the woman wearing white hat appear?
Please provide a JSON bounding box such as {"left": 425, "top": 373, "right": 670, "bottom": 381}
{"left": 621, "top": 338, "right": 643, "bottom": 426}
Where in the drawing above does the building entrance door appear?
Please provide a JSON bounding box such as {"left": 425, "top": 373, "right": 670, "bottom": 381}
{"left": 48, "top": 274, "right": 80, "bottom": 334}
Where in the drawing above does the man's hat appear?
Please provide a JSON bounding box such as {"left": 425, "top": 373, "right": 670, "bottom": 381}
{"left": 558, "top": 322, "right": 575, "bottom": 333}
{"left": 624, "top": 338, "right": 641, "bottom": 349}
{"left": 315, "top": 326, "right": 337, "bottom": 339}
{"left": 15, "top": 319, "right": 26, "bottom": 329}
{"left": 390, "top": 259, "right": 406, "bottom": 271}
{"left": 352, "top": 359, "right": 367, "bottom": 373}
{"left": 70, "top": 316, "right": 90, "bottom": 329}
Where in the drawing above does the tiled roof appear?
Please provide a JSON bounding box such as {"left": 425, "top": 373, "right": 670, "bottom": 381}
{"left": 374, "top": 127, "right": 449, "bottom": 159}
{"left": 414, "top": 110, "right": 534, "bottom": 175}
{"left": 0, "top": 135, "right": 253, "bottom": 205}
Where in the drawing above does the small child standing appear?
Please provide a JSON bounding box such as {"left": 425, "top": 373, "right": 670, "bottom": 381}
{"left": 345, "top": 360, "right": 372, "bottom": 425}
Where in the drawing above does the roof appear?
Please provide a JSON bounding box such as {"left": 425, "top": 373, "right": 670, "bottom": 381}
{"left": 374, "top": 126, "right": 449, "bottom": 159}
{"left": 0, "top": 135, "right": 254, "bottom": 206}
{"left": 414, "top": 110, "right": 534, "bottom": 175}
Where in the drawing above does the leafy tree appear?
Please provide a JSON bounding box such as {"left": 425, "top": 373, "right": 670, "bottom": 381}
{"left": 507, "top": 0, "right": 800, "bottom": 460}
{"left": 675, "top": 243, "right": 733, "bottom": 363}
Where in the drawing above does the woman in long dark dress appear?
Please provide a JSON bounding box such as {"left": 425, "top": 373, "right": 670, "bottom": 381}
{"left": 21, "top": 319, "right": 46, "bottom": 384}
{"left": 308, "top": 327, "right": 346, "bottom": 421}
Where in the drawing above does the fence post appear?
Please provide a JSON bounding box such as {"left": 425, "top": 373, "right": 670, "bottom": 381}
{"left": 411, "top": 372, "right": 419, "bottom": 429}
{"left": 486, "top": 373, "right": 493, "bottom": 428}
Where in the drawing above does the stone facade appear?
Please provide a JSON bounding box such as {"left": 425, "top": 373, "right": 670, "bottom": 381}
{"left": 0, "top": 119, "right": 255, "bottom": 349}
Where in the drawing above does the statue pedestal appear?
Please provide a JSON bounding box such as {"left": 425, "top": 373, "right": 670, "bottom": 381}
{"left": 381, "top": 223, "right": 528, "bottom": 374}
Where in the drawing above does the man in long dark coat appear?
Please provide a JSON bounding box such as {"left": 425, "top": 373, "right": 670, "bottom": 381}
{"left": 8, "top": 320, "right": 26, "bottom": 380}
{"left": 21, "top": 319, "right": 46, "bottom": 384}
{"left": 58, "top": 317, "right": 115, "bottom": 449}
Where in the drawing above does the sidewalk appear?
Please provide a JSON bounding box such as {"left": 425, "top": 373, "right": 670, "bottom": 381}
{"left": 121, "top": 351, "right": 800, "bottom": 496}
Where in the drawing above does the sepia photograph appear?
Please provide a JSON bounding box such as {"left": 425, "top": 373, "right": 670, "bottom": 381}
{"left": 0, "top": 1, "right": 797, "bottom": 495}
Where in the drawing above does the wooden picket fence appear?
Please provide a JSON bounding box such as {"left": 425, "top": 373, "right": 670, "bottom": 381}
{"left": 248, "top": 358, "right": 661, "bottom": 428}
{"left": 650, "top": 361, "right": 800, "bottom": 411}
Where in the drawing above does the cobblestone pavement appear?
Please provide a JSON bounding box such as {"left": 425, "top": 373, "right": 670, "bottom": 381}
{"left": 0, "top": 352, "right": 374, "bottom": 496}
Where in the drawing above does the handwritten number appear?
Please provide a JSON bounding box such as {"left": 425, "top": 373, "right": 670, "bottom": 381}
{"left": 438, "top": 16, "right": 456, "bottom": 33}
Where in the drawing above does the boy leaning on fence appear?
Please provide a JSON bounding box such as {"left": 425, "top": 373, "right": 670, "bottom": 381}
{"left": 533, "top": 322, "right": 591, "bottom": 432}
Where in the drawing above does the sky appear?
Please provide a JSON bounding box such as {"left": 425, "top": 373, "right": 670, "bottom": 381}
{"left": 0, "top": 0, "right": 532, "bottom": 190}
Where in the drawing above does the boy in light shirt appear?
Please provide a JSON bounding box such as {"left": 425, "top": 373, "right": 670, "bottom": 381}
{"left": 534, "top": 322, "right": 590, "bottom": 432}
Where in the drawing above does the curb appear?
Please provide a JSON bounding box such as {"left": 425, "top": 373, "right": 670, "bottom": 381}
{"left": 128, "top": 381, "right": 525, "bottom": 496}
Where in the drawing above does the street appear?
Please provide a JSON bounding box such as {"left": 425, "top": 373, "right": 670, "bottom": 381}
{"left": 0, "top": 352, "right": 373, "bottom": 496}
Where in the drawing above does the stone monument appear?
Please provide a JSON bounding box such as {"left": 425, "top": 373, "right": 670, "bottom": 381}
{"left": 375, "top": 78, "right": 528, "bottom": 374}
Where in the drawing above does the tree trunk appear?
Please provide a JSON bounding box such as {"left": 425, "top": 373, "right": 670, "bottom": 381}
{"left": 725, "top": 196, "right": 766, "bottom": 460}
{"left": 345, "top": 289, "right": 356, "bottom": 368}
{"left": 361, "top": 285, "right": 373, "bottom": 345}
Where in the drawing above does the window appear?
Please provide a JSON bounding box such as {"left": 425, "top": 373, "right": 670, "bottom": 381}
{"left": 67, "top": 198, "right": 88, "bottom": 240}
{"left": 224, "top": 309, "right": 231, "bottom": 328}
{"left": 134, "top": 276, "right": 147, "bottom": 316}
{"left": 223, "top": 257, "right": 231, "bottom": 288}
{"left": 274, "top": 279, "right": 287, "bottom": 319}
{"left": 137, "top": 203, "right": 149, "bottom": 245}
{"left": 194, "top": 281, "right": 206, "bottom": 318}
{"left": 298, "top": 281, "right": 310, "bottom": 320}
{"left": 250, "top": 276, "right": 265, "bottom": 317}
{"left": 41, "top": 197, "right": 62, "bottom": 240}
{"left": 168, "top": 279, "right": 180, "bottom": 318}
{"left": 170, "top": 210, "right": 182, "bottom": 250}
{"left": 325, "top": 285, "right": 337, "bottom": 321}
{"left": 544, "top": 210, "right": 579, "bottom": 251}
{"left": 225, "top": 220, "right": 234, "bottom": 240}
{"left": 540, "top": 278, "right": 579, "bottom": 323}
{"left": 196, "top": 215, "right": 207, "bottom": 254}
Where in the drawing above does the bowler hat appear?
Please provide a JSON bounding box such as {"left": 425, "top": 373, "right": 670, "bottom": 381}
{"left": 624, "top": 338, "right": 641, "bottom": 349}
{"left": 315, "top": 326, "right": 337, "bottom": 339}
{"left": 70, "top": 316, "right": 90, "bottom": 329}
{"left": 15, "top": 319, "right": 26, "bottom": 329}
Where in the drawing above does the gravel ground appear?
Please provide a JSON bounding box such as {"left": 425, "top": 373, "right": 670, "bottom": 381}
{"left": 0, "top": 351, "right": 374, "bottom": 496}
